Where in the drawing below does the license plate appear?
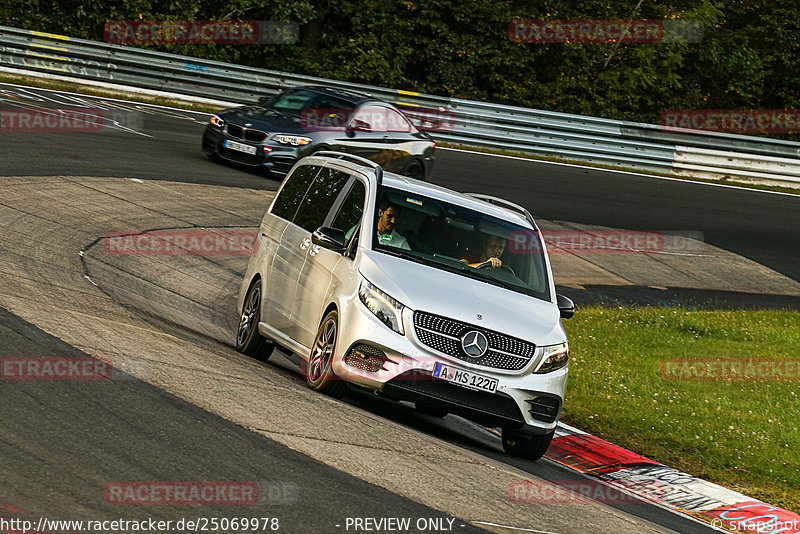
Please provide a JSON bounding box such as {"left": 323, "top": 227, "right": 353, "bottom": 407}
{"left": 432, "top": 362, "right": 498, "bottom": 394}
{"left": 224, "top": 139, "right": 257, "bottom": 155}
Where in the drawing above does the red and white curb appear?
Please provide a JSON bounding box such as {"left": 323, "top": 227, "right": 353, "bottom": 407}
{"left": 542, "top": 423, "right": 799, "bottom": 533}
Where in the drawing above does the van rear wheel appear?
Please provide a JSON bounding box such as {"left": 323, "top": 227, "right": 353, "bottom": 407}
{"left": 236, "top": 282, "right": 274, "bottom": 360}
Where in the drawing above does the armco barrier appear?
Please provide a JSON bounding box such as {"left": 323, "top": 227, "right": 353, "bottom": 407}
{"left": 2, "top": 24, "right": 800, "bottom": 186}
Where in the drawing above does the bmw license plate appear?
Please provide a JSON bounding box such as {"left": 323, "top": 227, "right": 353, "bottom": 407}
{"left": 224, "top": 139, "right": 257, "bottom": 155}
{"left": 432, "top": 362, "right": 498, "bottom": 394}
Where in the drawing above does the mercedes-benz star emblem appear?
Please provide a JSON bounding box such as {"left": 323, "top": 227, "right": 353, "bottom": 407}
{"left": 461, "top": 330, "right": 489, "bottom": 358}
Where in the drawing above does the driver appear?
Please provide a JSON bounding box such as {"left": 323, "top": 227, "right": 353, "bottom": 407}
{"left": 460, "top": 233, "right": 506, "bottom": 268}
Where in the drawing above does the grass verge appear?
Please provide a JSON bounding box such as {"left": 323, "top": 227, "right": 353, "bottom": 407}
{"left": 562, "top": 306, "right": 800, "bottom": 513}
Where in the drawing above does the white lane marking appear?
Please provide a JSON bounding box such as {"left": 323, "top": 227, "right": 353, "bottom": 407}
{"left": 472, "top": 522, "right": 561, "bottom": 534}
{"left": 0, "top": 77, "right": 230, "bottom": 112}
{"left": 0, "top": 74, "right": 231, "bottom": 114}
{"left": 0, "top": 97, "right": 153, "bottom": 137}
{"left": 439, "top": 147, "right": 800, "bottom": 198}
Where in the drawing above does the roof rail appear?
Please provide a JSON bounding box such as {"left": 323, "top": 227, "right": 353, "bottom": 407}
{"left": 313, "top": 151, "right": 383, "bottom": 185}
{"left": 463, "top": 193, "right": 537, "bottom": 229}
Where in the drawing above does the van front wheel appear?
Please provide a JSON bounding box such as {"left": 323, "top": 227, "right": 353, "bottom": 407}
{"left": 306, "top": 310, "right": 347, "bottom": 398}
{"left": 501, "top": 428, "right": 554, "bottom": 461}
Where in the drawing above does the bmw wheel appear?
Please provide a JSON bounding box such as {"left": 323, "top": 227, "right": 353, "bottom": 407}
{"left": 236, "top": 281, "right": 274, "bottom": 360}
{"left": 404, "top": 160, "right": 425, "bottom": 181}
{"left": 306, "top": 310, "right": 347, "bottom": 398}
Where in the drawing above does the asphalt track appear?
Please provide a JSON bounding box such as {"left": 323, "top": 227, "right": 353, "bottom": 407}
{"left": 1, "top": 82, "right": 797, "bottom": 533}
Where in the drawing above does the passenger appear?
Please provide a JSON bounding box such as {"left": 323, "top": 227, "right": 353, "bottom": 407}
{"left": 345, "top": 199, "right": 410, "bottom": 250}
{"left": 460, "top": 233, "right": 506, "bottom": 268}
{"left": 374, "top": 199, "right": 410, "bottom": 250}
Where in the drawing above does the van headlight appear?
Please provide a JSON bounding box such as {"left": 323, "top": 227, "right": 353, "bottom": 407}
{"left": 535, "top": 342, "right": 569, "bottom": 373}
{"left": 359, "top": 279, "right": 405, "bottom": 334}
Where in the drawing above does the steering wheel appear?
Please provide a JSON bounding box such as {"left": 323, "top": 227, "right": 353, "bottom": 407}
{"left": 477, "top": 261, "right": 516, "bottom": 277}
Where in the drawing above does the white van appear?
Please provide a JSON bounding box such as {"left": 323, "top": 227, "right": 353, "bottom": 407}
{"left": 236, "top": 152, "right": 574, "bottom": 460}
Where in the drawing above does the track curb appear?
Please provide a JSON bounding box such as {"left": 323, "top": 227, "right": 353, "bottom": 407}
{"left": 543, "top": 423, "right": 800, "bottom": 532}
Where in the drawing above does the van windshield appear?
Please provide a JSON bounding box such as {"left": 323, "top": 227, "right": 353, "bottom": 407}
{"left": 370, "top": 187, "right": 551, "bottom": 301}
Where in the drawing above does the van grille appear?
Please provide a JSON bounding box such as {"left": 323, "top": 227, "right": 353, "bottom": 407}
{"left": 413, "top": 311, "right": 536, "bottom": 371}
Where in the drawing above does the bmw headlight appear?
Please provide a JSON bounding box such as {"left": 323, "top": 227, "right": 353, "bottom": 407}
{"left": 209, "top": 115, "right": 225, "bottom": 128}
{"left": 535, "top": 342, "right": 569, "bottom": 373}
{"left": 358, "top": 279, "right": 405, "bottom": 334}
{"left": 273, "top": 134, "right": 313, "bottom": 146}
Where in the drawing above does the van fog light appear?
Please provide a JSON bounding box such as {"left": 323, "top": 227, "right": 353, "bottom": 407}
{"left": 345, "top": 344, "right": 392, "bottom": 372}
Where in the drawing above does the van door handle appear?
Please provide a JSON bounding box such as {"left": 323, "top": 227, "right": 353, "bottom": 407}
{"left": 300, "top": 237, "right": 311, "bottom": 250}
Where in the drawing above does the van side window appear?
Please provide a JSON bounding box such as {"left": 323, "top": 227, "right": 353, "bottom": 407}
{"left": 271, "top": 165, "right": 321, "bottom": 221}
{"left": 292, "top": 167, "right": 351, "bottom": 232}
{"left": 332, "top": 181, "right": 366, "bottom": 247}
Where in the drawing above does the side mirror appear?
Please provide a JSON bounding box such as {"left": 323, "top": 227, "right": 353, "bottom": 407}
{"left": 347, "top": 119, "right": 371, "bottom": 132}
{"left": 557, "top": 294, "right": 575, "bottom": 319}
{"left": 312, "top": 227, "right": 346, "bottom": 252}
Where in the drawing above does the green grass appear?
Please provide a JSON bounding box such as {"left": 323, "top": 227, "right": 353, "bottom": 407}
{"left": 562, "top": 307, "right": 800, "bottom": 513}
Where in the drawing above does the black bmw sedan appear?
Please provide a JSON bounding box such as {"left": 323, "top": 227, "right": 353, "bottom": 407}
{"left": 202, "top": 85, "right": 435, "bottom": 180}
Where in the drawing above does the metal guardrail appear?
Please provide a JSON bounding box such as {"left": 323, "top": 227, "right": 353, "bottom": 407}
{"left": 2, "top": 24, "right": 800, "bottom": 185}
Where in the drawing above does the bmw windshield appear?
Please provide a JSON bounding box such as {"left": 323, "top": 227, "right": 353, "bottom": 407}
{"left": 262, "top": 88, "right": 356, "bottom": 116}
{"left": 370, "top": 187, "right": 551, "bottom": 302}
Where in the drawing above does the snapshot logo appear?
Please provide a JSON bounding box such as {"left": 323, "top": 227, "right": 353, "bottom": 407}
{"left": 709, "top": 503, "right": 800, "bottom": 534}
{"left": 509, "top": 480, "right": 657, "bottom": 505}
{"left": 103, "top": 230, "right": 257, "bottom": 256}
{"left": 510, "top": 230, "right": 666, "bottom": 255}
{"left": 1, "top": 356, "right": 112, "bottom": 381}
{"left": 509, "top": 19, "right": 703, "bottom": 44}
{"left": 0, "top": 107, "right": 103, "bottom": 133}
{"left": 103, "top": 482, "right": 258, "bottom": 506}
{"left": 103, "top": 20, "right": 298, "bottom": 45}
{"left": 661, "top": 109, "right": 800, "bottom": 134}
{"left": 661, "top": 358, "right": 800, "bottom": 381}
{"left": 299, "top": 107, "right": 456, "bottom": 133}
